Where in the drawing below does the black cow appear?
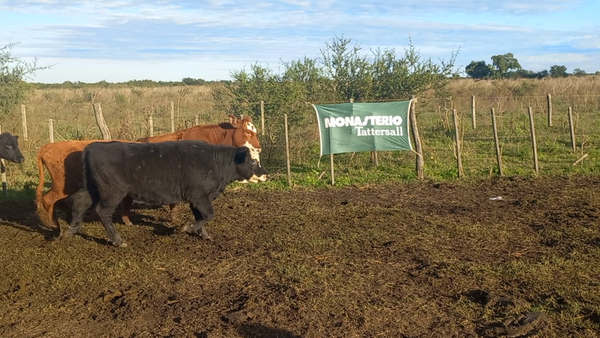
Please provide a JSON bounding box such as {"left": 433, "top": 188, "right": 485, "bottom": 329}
{"left": 0, "top": 132, "right": 25, "bottom": 163}
{"left": 61, "top": 140, "right": 268, "bottom": 247}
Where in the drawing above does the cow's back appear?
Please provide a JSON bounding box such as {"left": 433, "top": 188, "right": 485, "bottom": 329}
{"left": 83, "top": 141, "right": 234, "bottom": 206}
{"left": 179, "top": 124, "right": 235, "bottom": 145}
{"left": 137, "top": 132, "right": 183, "bottom": 143}
{"left": 37, "top": 140, "right": 94, "bottom": 194}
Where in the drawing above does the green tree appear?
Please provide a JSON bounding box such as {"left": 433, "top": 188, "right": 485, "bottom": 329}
{"left": 319, "top": 35, "right": 373, "bottom": 102}
{"left": 319, "top": 36, "right": 458, "bottom": 101}
{"left": 0, "top": 42, "right": 51, "bottom": 118}
{"left": 182, "top": 77, "right": 207, "bottom": 86}
{"left": 512, "top": 69, "right": 538, "bottom": 79}
{"left": 490, "top": 53, "right": 521, "bottom": 78}
{"left": 465, "top": 60, "right": 493, "bottom": 79}
{"left": 384, "top": 39, "right": 457, "bottom": 99}
{"left": 536, "top": 70, "right": 549, "bottom": 78}
{"left": 281, "top": 56, "right": 332, "bottom": 105}
{"left": 225, "top": 63, "right": 284, "bottom": 120}
{"left": 572, "top": 68, "right": 586, "bottom": 77}
{"left": 549, "top": 65, "right": 568, "bottom": 77}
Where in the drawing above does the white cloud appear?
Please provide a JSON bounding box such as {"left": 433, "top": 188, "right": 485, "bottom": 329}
{"left": 520, "top": 52, "right": 599, "bottom": 72}
{"left": 28, "top": 57, "right": 253, "bottom": 83}
{"left": 2, "top": 0, "right": 598, "bottom": 82}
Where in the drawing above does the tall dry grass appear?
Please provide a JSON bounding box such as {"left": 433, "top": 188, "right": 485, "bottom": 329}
{"left": 437, "top": 75, "right": 600, "bottom": 114}
{"left": 0, "top": 84, "right": 232, "bottom": 195}
{"left": 3, "top": 85, "right": 225, "bottom": 147}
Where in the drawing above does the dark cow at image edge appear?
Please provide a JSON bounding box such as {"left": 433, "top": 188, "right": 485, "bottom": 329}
{"left": 0, "top": 132, "right": 25, "bottom": 163}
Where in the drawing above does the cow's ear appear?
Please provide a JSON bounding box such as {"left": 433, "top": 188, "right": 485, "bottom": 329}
{"left": 229, "top": 114, "right": 239, "bottom": 126}
{"left": 234, "top": 147, "right": 248, "bottom": 164}
{"left": 14, "top": 135, "right": 19, "bottom": 141}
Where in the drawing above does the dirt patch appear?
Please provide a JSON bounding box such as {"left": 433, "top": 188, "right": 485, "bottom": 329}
{"left": 1, "top": 175, "right": 600, "bottom": 337}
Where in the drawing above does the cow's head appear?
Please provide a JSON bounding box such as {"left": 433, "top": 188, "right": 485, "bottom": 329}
{"left": 234, "top": 146, "right": 268, "bottom": 182}
{"left": 229, "top": 114, "right": 261, "bottom": 152}
{"left": 0, "top": 133, "right": 25, "bottom": 164}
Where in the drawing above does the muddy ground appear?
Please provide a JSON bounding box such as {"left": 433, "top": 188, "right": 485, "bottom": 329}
{"left": 1, "top": 176, "right": 599, "bottom": 338}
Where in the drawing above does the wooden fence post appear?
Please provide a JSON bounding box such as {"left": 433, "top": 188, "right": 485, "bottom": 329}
{"left": 471, "top": 95, "right": 476, "bottom": 129}
{"left": 170, "top": 101, "right": 175, "bottom": 133}
{"left": 371, "top": 150, "right": 379, "bottom": 167}
{"left": 21, "top": 105, "right": 28, "bottom": 141}
{"left": 528, "top": 107, "right": 539, "bottom": 176}
{"left": 330, "top": 95, "right": 337, "bottom": 184}
{"left": 48, "top": 119, "right": 54, "bottom": 143}
{"left": 148, "top": 114, "right": 154, "bottom": 137}
{"left": 410, "top": 96, "right": 424, "bottom": 179}
{"left": 330, "top": 154, "right": 335, "bottom": 186}
{"left": 260, "top": 100, "right": 265, "bottom": 136}
{"left": 92, "top": 103, "right": 111, "bottom": 140}
{"left": 568, "top": 107, "right": 576, "bottom": 152}
{"left": 547, "top": 94, "right": 553, "bottom": 127}
{"left": 284, "top": 114, "right": 292, "bottom": 187}
{"left": 452, "top": 109, "right": 464, "bottom": 177}
{"left": 491, "top": 108, "right": 503, "bottom": 176}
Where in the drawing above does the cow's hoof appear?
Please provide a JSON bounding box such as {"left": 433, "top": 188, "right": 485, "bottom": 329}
{"left": 60, "top": 229, "right": 76, "bottom": 239}
{"left": 112, "top": 241, "right": 127, "bottom": 248}
{"left": 180, "top": 224, "right": 193, "bottom": 233}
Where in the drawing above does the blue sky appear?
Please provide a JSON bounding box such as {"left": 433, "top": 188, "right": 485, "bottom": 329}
{"left": 1, "top": 0, "right": 599, "bottom": 83}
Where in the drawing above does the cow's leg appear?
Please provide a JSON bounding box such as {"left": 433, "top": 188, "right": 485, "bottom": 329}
{"left": 181, "top": 198, "right": 214, "bottom": 240}
{"left": 40, "top": 190, "right": 65, "bottom": 228}
{"left": 121, "top": 195, "right": 134, "bottom": 226}
{"left": 61, "top": 189, "right": 92, "bottom": 239}
{"left": 169, "top": 203, "right": 179, "bottom": 223}
{"left": 96, "top": 199, "right": 126, "bottom": 247}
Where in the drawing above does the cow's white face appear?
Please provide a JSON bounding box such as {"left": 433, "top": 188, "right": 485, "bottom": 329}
{"left": 241, "top": 141, "right": 268, "bottom": 183}
{"left": 246, "top": 122, "right": 257, "bottom": 134}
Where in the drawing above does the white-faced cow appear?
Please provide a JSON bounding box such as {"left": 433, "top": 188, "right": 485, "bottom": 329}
{"left": 0, "top": 132, "right": 25, "bottom": 163}
{"left": 61, "top": 140, "right": 268, "bottom": 247}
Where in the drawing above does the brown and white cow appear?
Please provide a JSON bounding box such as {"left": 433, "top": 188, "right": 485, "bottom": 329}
{"left": 138, "top": 114, "right": 261, "bottom": 150}
{"left": 36, "top": 115, "right": 265, "bottom": 229}
{"left": 135, "top": 114, "right": 266, "bottom": 219}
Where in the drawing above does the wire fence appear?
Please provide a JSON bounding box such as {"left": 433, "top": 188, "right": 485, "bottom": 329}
{"left": 1, "top": 89, "right": 599, "bottom": 191}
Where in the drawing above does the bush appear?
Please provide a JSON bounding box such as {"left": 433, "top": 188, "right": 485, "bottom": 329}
{"left": 0, "top": 42, "right": 51, "bottom": 118}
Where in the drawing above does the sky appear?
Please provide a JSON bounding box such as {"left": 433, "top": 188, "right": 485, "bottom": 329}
{"left": 1, "top": 0, "right": 599, "bottom": 83}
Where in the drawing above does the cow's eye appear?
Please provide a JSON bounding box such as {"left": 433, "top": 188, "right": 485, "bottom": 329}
{"left": 5, "top": 144, "right": 12, "bottom": 149}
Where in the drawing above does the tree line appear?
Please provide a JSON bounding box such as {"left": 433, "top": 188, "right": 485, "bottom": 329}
{"left": 465, "top": 53, "right": 597, "bottom": 79}
{"left": 32, "top": 77, "right": 216, "bottom": 89}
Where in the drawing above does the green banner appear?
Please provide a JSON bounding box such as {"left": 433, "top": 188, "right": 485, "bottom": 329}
{"left": 313, "top": 100, "right": 413, "bottom": 155}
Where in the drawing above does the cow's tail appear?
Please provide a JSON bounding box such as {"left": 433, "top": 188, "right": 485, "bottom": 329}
{"left": 35, "top": 147, "right": 52, "bottom": 227}
{"left": 82, "top": 148, "right": 100, "bottom": 205}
